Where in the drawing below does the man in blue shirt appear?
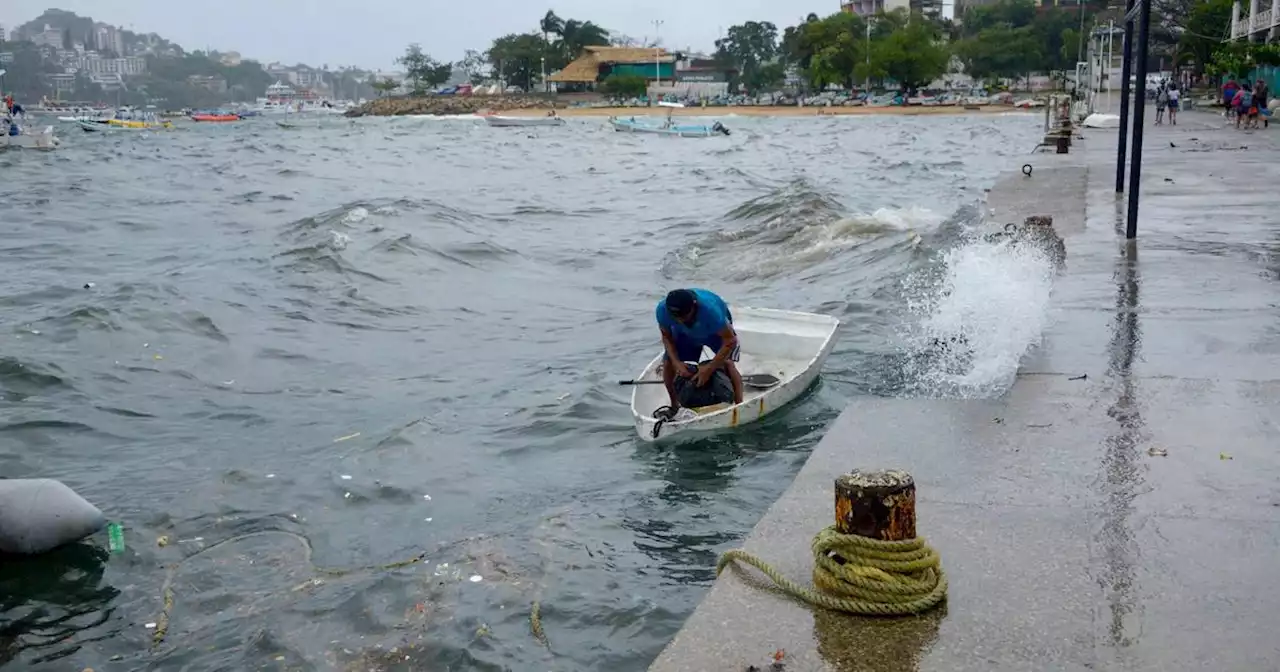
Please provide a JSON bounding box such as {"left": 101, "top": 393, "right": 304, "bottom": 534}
{"left": 656, "top": 288, "right": 743, "bottom": 410}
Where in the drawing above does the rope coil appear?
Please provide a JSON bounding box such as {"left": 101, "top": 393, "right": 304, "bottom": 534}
{"left": 716, "top": 525, "right": 947, "bottom": 616}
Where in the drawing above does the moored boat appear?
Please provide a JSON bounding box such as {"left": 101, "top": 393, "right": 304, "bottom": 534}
{"left": 629, "top": 307, "right": 840, "bottom": 441}
{"left": 609, "top": 117, "right": 730, "bottom": 137}
{"left": 483, "top": 114, "right": 566, "bottom": 128}
{"left": 2, "top": 125, "right": 60, "bottom": 150}
{"left": 190, "top": 113, "right": 240, "bottom": 122}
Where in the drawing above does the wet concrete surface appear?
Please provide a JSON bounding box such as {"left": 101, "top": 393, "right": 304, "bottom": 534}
{"left": 648, "top": 112, "right": 1280, "bottom": 671}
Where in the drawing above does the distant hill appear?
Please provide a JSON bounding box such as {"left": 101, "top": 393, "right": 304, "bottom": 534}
{"left": 5, "top": 8, "right": 377, "bottom": 108}
{"left": 14, "top": 8, "right": 183, "bottom": 58}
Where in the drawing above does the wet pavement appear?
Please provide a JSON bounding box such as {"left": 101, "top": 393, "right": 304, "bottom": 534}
{"left": 648, "top": 110, "right": 1280, "bottom": 671}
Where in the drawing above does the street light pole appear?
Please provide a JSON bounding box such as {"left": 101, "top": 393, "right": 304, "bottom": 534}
{"left": 541, "top": 56, "right": 547, "bottom": 93}
{"left": 653, "top": 19, "right": 664, "bottom": 88}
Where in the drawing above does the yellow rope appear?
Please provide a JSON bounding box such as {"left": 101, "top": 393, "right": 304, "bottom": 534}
{"left": 716, "top": 525, "right": 947, "bottom": 616}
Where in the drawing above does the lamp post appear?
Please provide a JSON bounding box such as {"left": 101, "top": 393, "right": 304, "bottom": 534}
{"left": 653, "top": 19, "right": 664, "bottom": 88}
{"left": 541, "top": 56, "right": 547, "bottom": 93}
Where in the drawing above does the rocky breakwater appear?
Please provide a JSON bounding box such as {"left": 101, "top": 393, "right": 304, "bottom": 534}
{"left": 344, "top": 95, "right": 563, "bottom": 117}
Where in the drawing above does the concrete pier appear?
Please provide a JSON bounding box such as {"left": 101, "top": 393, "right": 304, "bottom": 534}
{"left": 649, "top": 111, "right": 1280, "bottom": 671}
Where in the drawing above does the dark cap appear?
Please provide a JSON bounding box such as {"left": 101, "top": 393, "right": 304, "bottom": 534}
{"left": 665, "top": 289, "right": 696, "bottom": 316}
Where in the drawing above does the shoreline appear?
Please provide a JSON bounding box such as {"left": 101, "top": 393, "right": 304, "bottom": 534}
{"left": 484, "top": 105, "right": 1022, "bottom": 118}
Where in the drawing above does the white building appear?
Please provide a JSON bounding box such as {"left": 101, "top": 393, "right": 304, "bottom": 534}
{"left": 75, "top": 53, "right": 147, "bottom": 76}
{"left": 31, "top": 25, "right": 65, "bottom": 49}
{"left": 0, "top": 25, "right": 8, "bottom": 42}
{"left": 95, "top": 25, "right": 125, "bottom": 56}
{"left": 1230, "top": 0, "right": 1280, "bottom": 41}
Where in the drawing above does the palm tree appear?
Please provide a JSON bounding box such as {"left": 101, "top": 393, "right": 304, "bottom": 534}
{"left": 540, "top": 10, "right": 563, "bottom": 45}
{"left": 557, "top": 19, "right": 610, "bottom": 61}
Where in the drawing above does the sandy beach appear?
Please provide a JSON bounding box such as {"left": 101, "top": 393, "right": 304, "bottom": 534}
{"left": 500, "top": 104, "right": 1024, "bottom": 118}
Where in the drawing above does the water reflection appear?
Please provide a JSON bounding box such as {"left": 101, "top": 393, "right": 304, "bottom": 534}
{"left": 0, "top": 543, "right": 119, "bottom": 665}
{"left": 813, "top": 607, "right": 943, "bottom": 672}
{"left": 1097, "top": 238, "right": 1145, "bottom": 649}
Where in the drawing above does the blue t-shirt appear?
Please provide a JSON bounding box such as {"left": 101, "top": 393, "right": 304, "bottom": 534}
{"left": 656, "top": 289, "right": 731, "bottom": 343}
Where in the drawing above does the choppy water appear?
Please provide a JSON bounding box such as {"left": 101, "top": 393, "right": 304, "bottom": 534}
{"left": 0, "top": 112, "right": 1045, "bottom": 670}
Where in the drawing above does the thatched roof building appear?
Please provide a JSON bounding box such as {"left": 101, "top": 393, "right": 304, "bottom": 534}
{"left": 548, "top": 46, "right": 677, "bottom": 85}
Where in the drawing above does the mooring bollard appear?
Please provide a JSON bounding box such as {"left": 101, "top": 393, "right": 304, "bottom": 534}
{"left": 835, "top": 469, "right": 916, "bottom": 542}
{"left": 717, "top": 467, "right": 946, "bottom": 616}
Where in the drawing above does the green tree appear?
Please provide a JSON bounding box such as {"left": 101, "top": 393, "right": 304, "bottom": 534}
{"left": 540, "top": 11, "right": 564, "bottom": 47}
{"left": 371, "top": 78, "right": 400, "bottom": 97}
{"left": 715, "top": 21, "right": 781, "bottom": 94}
{"left": 1179, "top": 0, "right": 1233, "bottom": 74}
{"left": 397, "top": 43, "right": 451, "bottom": 93}
{"left": 456, "top": 49, "right": 490, "bottom": 82}
{"left": 806, "top": 12, "right": 869, "bottom": 90}
{"left": 955, "top": 24, "right": 1043, "bottom": 83}
{"left": 488, "top": 33, "right": 552, "bottom": 90}
{"left": 599, "top": 73, "right": 648, "bottom": 96}
{"left": 555, "top": 19, "right": 610, "bottom": 64}
{"left": 960, "top": 0, "right": 1038, "bottom": 35}
{"left": 864, "top": 11, "right": 950, "bottom": 91}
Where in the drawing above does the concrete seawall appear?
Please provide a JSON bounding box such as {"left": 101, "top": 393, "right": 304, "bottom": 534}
{"left": 649, "top": 111, "right": 1280, "bottom": 671}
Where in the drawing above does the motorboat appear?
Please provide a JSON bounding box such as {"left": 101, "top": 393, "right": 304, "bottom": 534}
{"left": 610, "top": 117, "right": 730, "bottom": 137}
{"left": 483, "top": 114, "right": 567, "bottom": 127}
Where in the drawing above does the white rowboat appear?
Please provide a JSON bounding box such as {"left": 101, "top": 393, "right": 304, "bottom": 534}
{"left": 483, "top": 115, "right": 566, "bottom": 128}
{"left": 630, "top": 307, "right": 841, "bottom": 442}
{"left": 2, "top": 126, "right": 60, "bottom": 150}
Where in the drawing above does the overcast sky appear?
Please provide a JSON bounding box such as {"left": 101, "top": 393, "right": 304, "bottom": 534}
{"left": 3, "top": 1, "right": 822, "bottom": 70}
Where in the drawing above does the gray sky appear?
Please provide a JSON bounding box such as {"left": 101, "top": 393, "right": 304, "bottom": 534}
{"left": 3, "top": 1, "right": 818, "bottom": 70}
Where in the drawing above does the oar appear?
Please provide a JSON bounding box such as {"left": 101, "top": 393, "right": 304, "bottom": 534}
{"left": 618, "top": 373, "right": 781, "bottom": 389}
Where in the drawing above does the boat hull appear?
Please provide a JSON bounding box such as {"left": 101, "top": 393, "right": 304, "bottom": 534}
{"left": 2, "top": 127, "right": 60, "bottom": 149}
{"left": 609, "top": 118, "right": 726, "bottom": 137}
{"left": 484, "top": 115, "right": 566, "bottom": 127}
{"left": 629, "top": 307, "right": 841, "bottom": 442}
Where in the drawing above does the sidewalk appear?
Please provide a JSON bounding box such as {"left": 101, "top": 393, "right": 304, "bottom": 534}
{"left": 648, "top": 111, "right": 1280, "bottom": 671}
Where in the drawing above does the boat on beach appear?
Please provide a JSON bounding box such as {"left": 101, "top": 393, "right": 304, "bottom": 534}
{"left": 609, "top": 117, "right": 730, "bottom": 137}
{"left": 483, "top": 114, "right": 566, "bottom": 128}
{"left": 629, "top": 307, "right": 841, "bottom": 442}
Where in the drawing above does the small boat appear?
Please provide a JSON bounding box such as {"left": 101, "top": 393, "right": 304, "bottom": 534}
{"left": 610, "top": 117, "right": 730, "bottom": 137}
{"left": 106, "top": 118, "right": 172, "bottom": 130}
{"left": 2, "top": 125, "right": 60, "bottom": 150}
{"left": 190, "top": 113, "right": 240, "bottom": 122}
{"left": 629, "top": 307, "right": 841, "bottom": 442}
{"left": 276, "top": 120, "right": 299, "bottom": 129}
{"left": 80, "top": 119, "right": 171, "bottom": 132}
{"left": 483, "top": 114, "right": 566, "bottom": 128}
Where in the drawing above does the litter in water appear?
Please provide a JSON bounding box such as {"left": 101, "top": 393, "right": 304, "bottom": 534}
{"left": 469, "top": 575, "right": 483, "bottom": 583}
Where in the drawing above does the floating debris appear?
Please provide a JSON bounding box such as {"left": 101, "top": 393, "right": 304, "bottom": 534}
{"left": 1220, "top": 452, "right": 1233, "bottom": 461}
{"left": 469, "top": 575, "right": 483, "bottom": 583}
{"left": 157, "top": 535, "right": 170, "bottom": 548}
{"left": 1147, "top": 447, "right": 1168, "bottom": 457}
{"left": 340, "top": 474, "right": 353, "bottom": 480}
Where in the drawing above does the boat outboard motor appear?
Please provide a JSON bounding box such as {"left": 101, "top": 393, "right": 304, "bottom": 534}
{"left": 712, "top": 121, "right": 730, "bottom": 136}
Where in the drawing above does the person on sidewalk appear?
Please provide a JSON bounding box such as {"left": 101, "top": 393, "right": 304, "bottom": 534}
{"left": 1155, "top": 86, "right": 1168, "bottom": 124}
{"left": 1224, "top": 79, "right": 1239, "bottom": 122}
{"left": 1166, "top": 85, "right": 1180, "bottom": 125}
{"left": 1255, "top": 79, "right": 1270, "bottom": 129}
{"left": 1233, "top": 86, "right": 1251, "bottom": 129}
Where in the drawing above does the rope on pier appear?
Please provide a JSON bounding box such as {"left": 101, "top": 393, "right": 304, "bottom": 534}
{"left": 716, "top": 525, "right": 947, "bottom": 616}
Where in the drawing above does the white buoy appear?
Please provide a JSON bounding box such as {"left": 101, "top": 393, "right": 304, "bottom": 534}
{"left": 0, "top": 479, "right": 106, "bottom": 554}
